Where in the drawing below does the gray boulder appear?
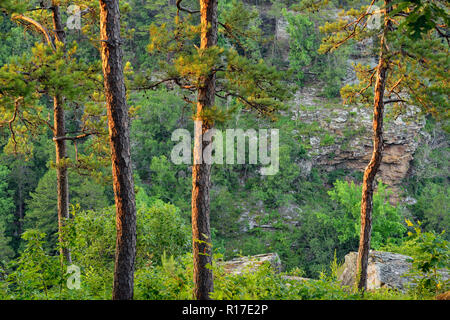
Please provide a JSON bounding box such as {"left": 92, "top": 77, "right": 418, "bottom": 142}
{"left": 338, "top": 250, "right": 449, "bottom": 292}
{"left": 338, "top": 251, "right": 414, "bottom": 291}
{"left": 220, "top": 253, "right": 282, "bottom": 275}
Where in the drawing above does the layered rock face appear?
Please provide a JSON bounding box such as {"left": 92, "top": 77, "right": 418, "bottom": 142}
{"left": 269, "top": 8, "right": 426, "bottom": 201}
{"left": 292, "top": 87, "right": 426, "bottom": 202}
{"left": 338, "top": 250, "right": 449, "bottom": 291}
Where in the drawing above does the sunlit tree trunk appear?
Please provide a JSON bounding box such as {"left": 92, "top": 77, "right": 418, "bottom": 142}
{"left": 357, "top": 0, "right": 392, "bottom": 291}
{"left": 192, "top": 0, "right": 217, "bottom": 300}
{"left": 99, "top": 0, "right": 137, "bottom": 300}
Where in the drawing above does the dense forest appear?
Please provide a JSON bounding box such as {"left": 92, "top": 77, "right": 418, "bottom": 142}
{"left": 0, "top": 0, "right": 448, "bottom": 301}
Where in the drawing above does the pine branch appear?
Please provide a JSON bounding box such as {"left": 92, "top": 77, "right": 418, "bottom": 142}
{"left": 176, "top": 0, "right": 199, "bottom": 15}
{"left": 383, "top": 98, "right": 407, "bottom": 104}
{"left": 11, "top": 14, "right": 56, "bottom": 51}
{"left": 52, "top": 131, "right": 101, "bottom": 142}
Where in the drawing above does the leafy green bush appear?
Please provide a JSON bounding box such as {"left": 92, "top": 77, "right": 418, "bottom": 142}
{"left": 69, "top": 193, "right": 190, "bottom": 299}
{"left": 396, "top": 220, "right": 449, "bottom": 298}
{"left": 317, "top": 180, "right": 406, "bottom": 249}
{"left": 381, "top": 219, "right": 449, "bottom": 298}
{"left": 136, "top": 196, "right": 191, "bottom": 265}
{"left": 410, "top": 183, "right": 449, "bottom": 238}
{"left": 3, "top": 230, "right": 63, "bottom": 300}
{"left": 135, "top": 253, "right": 193, "bottom": 300}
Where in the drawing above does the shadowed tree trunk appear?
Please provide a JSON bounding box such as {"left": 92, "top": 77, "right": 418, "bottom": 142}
{"left": 99, "top": 0, "right": 137, "bottom": 300}
{"left": 191, "top": 0, "right": 217, "bottom": 300}
{"left": 53, "top": 94, "right": 71, "bottom": 264}
{"left": 356, "top": 0, "right": 392, "bottom": 291}
{"left": 51, "top": 3, "right": 71, "bottom": 264}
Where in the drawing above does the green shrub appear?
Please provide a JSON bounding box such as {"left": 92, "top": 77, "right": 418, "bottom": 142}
{"left": 317, "top": 180, "right": 406, "bottom": 249}
{"left": 3, "top": 230, "right": 63, "bottom": 300}
{"left": 404, "top": 221, "right": 449, "bottom": 297}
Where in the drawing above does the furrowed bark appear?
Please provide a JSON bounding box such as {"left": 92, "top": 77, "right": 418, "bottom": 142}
{"left": 192, "top": 0, "right": 217, "bottom": 300}
{"left": 356, "top": 0, "right": 392, "bottom": 291}
{"left": 99, "top": 0, "right": 137, "bottom": 300}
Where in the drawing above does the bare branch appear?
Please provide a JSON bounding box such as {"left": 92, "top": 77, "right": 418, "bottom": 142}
{"left": 12, "top": 14, "right": 56, "bottom": 51}
{"left": 52, "top": 131, "right": 100, "bottom": 142}
{"left": 176, "top": 0, "right": 200, "bottom": 15}
{"left": 383, "top": 98, "right": 406, "bottom": 104}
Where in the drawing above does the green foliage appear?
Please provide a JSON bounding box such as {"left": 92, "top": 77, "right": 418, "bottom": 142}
{"left": 218, "top": 0, "right": 263, "bottom": 60}
{"left": 72, "top": 199, "right": 191, "bottom": 269}
{"left": 391, "top": 0, "right": 450, "bottom": 40}
{"left": 411, "top": 183, "right": 449, "bottom": 237}
{"left": 384, "top": 219, "right": 450, "bottom": 298}
{"left": 0, "top": 0, "right": 26, "bottom": 16}
{"left": 67, "top": 192, "right": 191, "bottom": 299}
{"left": 320, "top": 0, "right": 449, "bottom": 119}
{"left": 129, "top": 89, "right": 192, "bottom": 211}
{"left": 4, "top": 230, "right": 62, "bottom": 300}
{"left": 284, "top": 10, "right": 349, "bottom": 97}
{"left": 135, "top": 253, "right": 193, "bottom": 300}
{"left": 0, "top": 0, "right": 448, "bottom": 301}
{"left": 24, "top": 168, "right": 110, "bottom": 249}
{"left": 0, "top": 193, "right": 192, "bottom": 300}
{"left": 403, "top": 220, "right": 449, "bottom": 297}
{"left": 0, "top": 164, "right": 15, "bottom": 262}
{"left": 136, "top": 196, "right": 191, "bottom": 265}
{"left": 284, "top": 11, "right": 316, "bottom": 85}
{"left": 0, "top": 25, "right": 34, "bottom": 66}
{"left": 145, "top": 0, "right": 291, "bottom": 120}
{"left": 404, "top": 120, "right": 449, "bottom": 238}
{"left": 136, "top": 251, "right": 409, "bottom": 300}
{"left": 317, "top": 180, "right": 406, "bottom": 248}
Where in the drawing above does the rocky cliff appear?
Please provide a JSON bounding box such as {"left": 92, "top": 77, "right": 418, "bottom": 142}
{"left": 292, "top": 87, "right": 426, "bottom": 203}
{"left": 272, "top": 8, "right": 426, "bottom": 202}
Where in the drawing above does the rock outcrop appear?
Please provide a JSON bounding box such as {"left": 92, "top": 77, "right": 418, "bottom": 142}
{"left": 220, "top": 253, "right": 282, "bottom": 275}
{"left": 338, "top": 251, "right": 413, "bottom": 291}
{"left": 338, "top": 250, "right": 449, "bottom": 292}
{"left": 436, "top": 291, "right": 450, "bottom": 300}
{"left": 292, "top": 89, "right": 426, "bottom": 203}
{"left": 268, "top": 7, "right": 426, "bottom": 203}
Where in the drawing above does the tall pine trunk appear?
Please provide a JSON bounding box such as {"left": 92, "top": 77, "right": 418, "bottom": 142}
{"left": 191, "top": 0, "right": 217, "bottom": 300}
{"left": 51, "top": 3, "right": 71, "bottom": 264}
{"left": 99, "top": 0, "right": 137, "bottom": 300}
{"left": 356, "top": 0, "right": 392, "bottom": 291}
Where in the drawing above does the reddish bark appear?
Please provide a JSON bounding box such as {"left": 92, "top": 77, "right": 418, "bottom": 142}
{"left": 357, "top": 0, "right": 392, "bottom": 291}
{"left": 192, "top": 0, "right": 218, "bottom": 300}
{"left": 99, "top": 0, "right": 137, "bottom": 300}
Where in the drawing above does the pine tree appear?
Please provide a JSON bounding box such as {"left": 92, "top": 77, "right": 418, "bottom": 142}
{"left": 319, "top": 0, "right": 449, "bottom": 291}
{"left": 190, "top": 0, "right": 218, "bottom": 300}
{"left": 99, "top": 0, "right": 137, "bottom": 300}
{"left": 143, "top": 0, "right": 291, "bottom": 299}
{"left": 0, "top": 2, "right": 107, "bottom": 264}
